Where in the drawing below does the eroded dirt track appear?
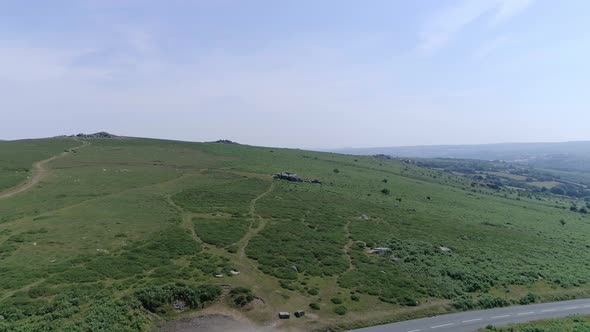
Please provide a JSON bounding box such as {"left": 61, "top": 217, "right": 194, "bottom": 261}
{"left": 0, "top": 141, "right": 87, "bottom": 200}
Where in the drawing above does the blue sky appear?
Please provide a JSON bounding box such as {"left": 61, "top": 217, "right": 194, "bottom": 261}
{"left": 1, "top": 0, "right": 589, "bottom": 148}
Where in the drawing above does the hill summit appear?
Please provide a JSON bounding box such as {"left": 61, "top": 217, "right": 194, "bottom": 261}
{"left": 72, "top": 131, "right": 118, "bottom": 139}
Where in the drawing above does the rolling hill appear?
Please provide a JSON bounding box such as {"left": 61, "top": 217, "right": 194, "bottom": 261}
{"left": 1, "top": 136, "right": 590, "bottom": 331}
{"left": 331, "top": 141, "right": 590, "bottom": 173}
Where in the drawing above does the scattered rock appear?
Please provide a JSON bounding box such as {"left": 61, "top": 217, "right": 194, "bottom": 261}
{"left": 274, "top": 172, "right": 304, "bottom": 182}
{"left": 230, "top": 270, "right": 240, "bottom": 275}
{"left": 278, "top": 312, "right": 291, "bottom": 319}
{"left": 214, "top": 274, "right": 224, "bottom": 278}
{"left": 360, "top": 214, "right": 370, "bottom": 220}
{"left": 439, "top": 246, "right": 453, "bottom": 254}
{"left": 368, "top": 247, "right": 391, "bottom": 254}
{"left": 172, "top": 300, "right": 186, "bottom": 312}
{"left": 289, "top": 265, "right": 299, "bottom": 273}
{"left": 309, "top": 179, "right": 322, "bottom": 184}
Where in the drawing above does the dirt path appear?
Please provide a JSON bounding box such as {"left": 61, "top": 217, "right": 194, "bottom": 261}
{"left": 344, "top": 219, "right": 355, "bottom": 272}
{"left": 0, "top": 278, "right": 46, "bottom": 302}
{"left": 237, "top": 181, "right": 275, "bottom": 259}
{"left": 0, "top": 140, "right": 88, "bottom": 200}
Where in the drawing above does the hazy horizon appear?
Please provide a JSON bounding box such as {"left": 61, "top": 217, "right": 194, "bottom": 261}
{"left": 2, "top": 1, "right": 590, "bottom": 148}
{"left": 4, "top": 131, "right": 590, "bottom": 151}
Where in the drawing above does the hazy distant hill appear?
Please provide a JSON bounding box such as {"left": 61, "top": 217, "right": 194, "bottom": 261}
{"left": 331, "top": 141, "right": 590, "bottom": 172}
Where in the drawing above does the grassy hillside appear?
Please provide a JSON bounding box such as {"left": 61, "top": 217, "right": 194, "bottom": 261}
{"left": 1, "top": 137, "right": 590, "bottom": 331}
{"left": 0, "top": 138, "right": 80, "bottom": 191}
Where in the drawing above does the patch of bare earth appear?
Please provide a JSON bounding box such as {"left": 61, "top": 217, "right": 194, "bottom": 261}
{"left": 157, "top": 304, "right": 307, "bottom": 332}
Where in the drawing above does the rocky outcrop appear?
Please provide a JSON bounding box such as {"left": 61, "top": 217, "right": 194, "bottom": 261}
{"left": 213, "top": 139, "right": 239, "bottom": 144}
{"left": 73, "top": 132, "right": 118, "bottom": 139}
{"left": 274, "top": 172, "right": 322, "bottom": 184}
{"left": 274, "top": 172, "right": 304, "bottom": 182}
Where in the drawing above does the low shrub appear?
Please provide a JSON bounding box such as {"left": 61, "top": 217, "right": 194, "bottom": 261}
{"left": 331, "top": 297, "right": 343, "bottom": 304}
{"left": 134, "top": 284, "right": 221, "bottom": 312}
{"left": 519, "top": 293, "right": 538, "bottom": 305}
{"left": 334, "top": 305, "right": 348, "bottom": 315}
{"left": 229, "top": 287, "right": 255, "bottom": 307}
{"left": 477, "top": 295, "right": 508, "bottom": 309}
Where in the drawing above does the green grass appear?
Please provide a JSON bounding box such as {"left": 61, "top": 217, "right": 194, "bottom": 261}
{"left": 172, "top": 177, "right": 268, "bottom": 215}
{"left": 193, "top": 217, "right": 250, "bottom": 247}
{"left": 0, "top": 138, "right": 79, "bottom": 191}
{"left": 479, "top": 315, "right": 590, "bottom": 331}
{"left": 1, "top": 137, "right": 590, "bottom": 331}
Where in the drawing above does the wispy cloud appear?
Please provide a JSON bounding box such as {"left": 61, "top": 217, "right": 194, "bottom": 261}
{"left": 493, "top": 0, "right": 535, "bottom": 24}
{"left": 0, "top": 45, "right": 109, "bottom": 82}
{"left": 419, "top": 0, "right": 534, "bottom": 55}
{"left": 473, "top": 35, "right": 508, "bottom": 59}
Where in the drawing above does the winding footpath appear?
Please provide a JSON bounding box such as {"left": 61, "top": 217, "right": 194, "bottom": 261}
{"left": 237, "top": 181, "right": 274, "bottom": 259}
{"left": 0, "top": 141, "right": 87, "bottom": 200}
{"left": 350, "top": 298, "right": 590, "bottom": 332}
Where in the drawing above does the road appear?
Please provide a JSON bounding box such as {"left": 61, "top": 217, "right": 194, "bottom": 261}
{"left": 350, "top": 299, "right": 590, "bottom": 332}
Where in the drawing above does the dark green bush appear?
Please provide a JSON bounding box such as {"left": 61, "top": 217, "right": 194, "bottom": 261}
{"left": 334, "top": 305, "right": 348, "bottom": 315}
{"left": 519, "top": 293, "right": 538, "bottom": 305}
{"left": 477, "top": 295, "right": 508, "bottom": 309}
{"left": 330, "top": 297, "right": 343, "bottom": 304}
{"left": 229, "top": 287, "right": 255, "bottom": 307}
{"left": 307, "top": 288, "right": 319, "bottom": 296}
{"left": 134, "top": 284, "right": 221, "bottom": 312}
{"left": 452, "top": 295, "right": 475, "bottom": 310}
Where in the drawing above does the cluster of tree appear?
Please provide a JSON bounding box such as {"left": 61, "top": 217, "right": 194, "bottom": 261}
{"left": 550, "top": 183, "right": 590, "bottom": 198}
{"left": 414, "top": 158, "right": 590, "bottom": 199}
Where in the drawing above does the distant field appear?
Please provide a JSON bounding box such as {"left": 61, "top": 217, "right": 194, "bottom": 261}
{"left": 486, "top": 171, "right": 528, "bottom": 181}
{"left": 1, "top": 137, "right": 590, "bottom": 331}
{"left": 530, "top": 181, "right": 562, "bottom": 188}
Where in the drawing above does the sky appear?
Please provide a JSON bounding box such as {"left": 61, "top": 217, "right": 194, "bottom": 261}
{"left": 1, "top": 0, "right": 590, "bottom": 148}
